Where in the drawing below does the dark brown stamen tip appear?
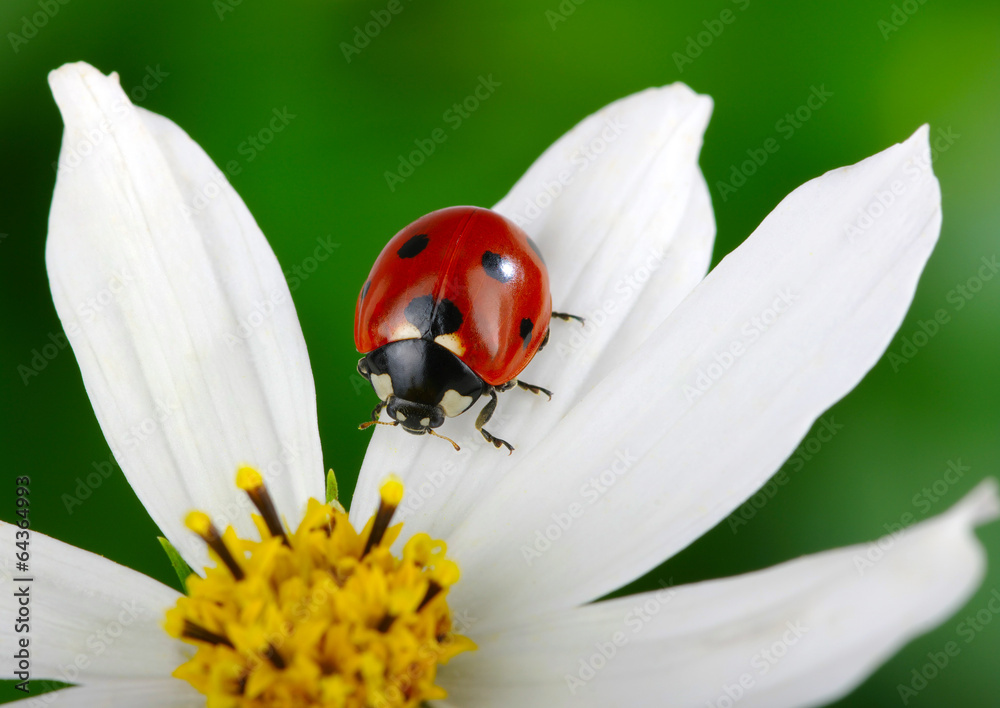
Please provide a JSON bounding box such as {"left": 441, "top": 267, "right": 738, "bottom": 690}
{"left": 263, "top": 643, "right": 286, "bottom": 669}
{"left": 362, "top": 499, "right": 399, "bottom": 557}
{"left": 376, "top": 614, "right": 396, "bottom": 632}
{"left": 244, "top": 485, "right": 290, "bottom": 547}
{"left": 182, "top": 619, "right": 235, "bottom": 648}
{"left": 203, "top": 526, "right": 245, "bottom": 581}
{"left": 417, "top": 580, "right": 442, "bottom": 611}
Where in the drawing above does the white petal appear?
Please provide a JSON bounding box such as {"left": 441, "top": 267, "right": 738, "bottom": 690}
{"left": 46, "top": 62, "right": 323, "bottom": 569}
{"left": 447, "top": 125, "right": 942, "bottom": 624}
{"left": 441, "top": 480, "right": 998, "bottom": 708}
{"left": 351, "top": 85, "right": 714, "bottom": 539}
{"left": 1, "top": 680, "right": 202, "bottom": 707}
{"left": 0, "top": 522, "right": 186, "bottom": 683}
{"left": 579, "top": 168, "right": 715, "bottom": 386}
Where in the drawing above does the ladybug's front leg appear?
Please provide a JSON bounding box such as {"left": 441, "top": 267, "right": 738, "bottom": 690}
{"left": 515, "top": 380, "right": 552, "bottom": 399}
{"left": 369, "top": 399, "right": 387, "bottom": 422}
{"left": 476, "top": 387, "right": 514, "bottom": 454}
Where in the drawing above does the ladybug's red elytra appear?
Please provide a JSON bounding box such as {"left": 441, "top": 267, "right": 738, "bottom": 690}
{"left": 354, "top": 206, "right": 582, "bottom": 453}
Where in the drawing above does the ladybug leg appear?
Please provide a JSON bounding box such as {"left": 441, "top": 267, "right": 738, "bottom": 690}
{"left": 476, "top": 387, "right": 514, "bottom": 454}
{"left": 536, "top": 327, "right": 551, "bottom": 353}
{"left": 369, "top": 399, "right": 387, "bottom": 422}
{"left": 515, "top": 380, "right": 552, "bottom": 400}
{"left": 552, "top": 311, "right": 586, "bottom": 325}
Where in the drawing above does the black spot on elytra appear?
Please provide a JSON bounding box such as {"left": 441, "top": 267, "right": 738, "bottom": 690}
{"left": 361, "top": 280, "right": 371, "bottom": 300}
{"left": 527, "top": 237, "right": 546, "bottom": 265}
{"left": 519, "top": 318, "right": 533, "bottom": 348}
{"left": 404, "top": 295, "right": 463, "bottom": 338}
{"left": 482, "top": 251, "right": 515, "bottom": 283}
{"left": 397, "top": 233, "right": 429, "bottom": 259}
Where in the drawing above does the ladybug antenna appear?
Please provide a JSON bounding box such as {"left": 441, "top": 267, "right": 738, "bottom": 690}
{"left": 358, "top": 419, "right": 460, "bottom": 452}
{"left": 358, "top": 420, "right": 398, "bottom": 430}
{"left": 427, "top": 429, "right": 461, "bottom": 452}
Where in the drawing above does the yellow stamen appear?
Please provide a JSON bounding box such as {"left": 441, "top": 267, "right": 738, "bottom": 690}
{"left": 363, "top": 478, "right": 405, "bottom": 557}
{"left": 235, "top": 466, "right": 264, "bottom": 491}
{"left": 185, "top": 510, "right": 213, "bottom": 536}
{"left": 236, "top": 466, "right": 289, "bottom": 546}
{"left": 380, "top": 476, "right": 404, "bottom": 507}
{"left": 166, "top": 472, "right": 474, "bottom": 707}
{"left": 185, "top": 510, "right": 244, "bottom": 581}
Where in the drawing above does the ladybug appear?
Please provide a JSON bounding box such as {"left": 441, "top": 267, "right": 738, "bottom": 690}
{"left": 354, "top": 206, "right": 581, "bottom": 453}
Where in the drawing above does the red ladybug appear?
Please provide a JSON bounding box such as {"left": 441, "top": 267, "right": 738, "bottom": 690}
{"left": 354, "top": 206, "right": 580, "bottom": 452}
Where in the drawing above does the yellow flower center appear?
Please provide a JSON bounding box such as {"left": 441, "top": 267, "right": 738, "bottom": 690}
{"left": 165, "top": 468, "right": 474, "bottom": 708}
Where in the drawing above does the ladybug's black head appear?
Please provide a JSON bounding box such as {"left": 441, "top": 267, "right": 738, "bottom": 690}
{"left": 385, "top": 397, "right": 445, "bottom": 434}
{"left": 358, "top": 339, "right": 485, "bottom": 449}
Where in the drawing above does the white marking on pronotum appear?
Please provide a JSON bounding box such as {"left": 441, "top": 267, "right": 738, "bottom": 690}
{"left": 392, "top": 323, "right": 422, "bottom": 341}
{"left": 439, "top": 389, "right": 474, "bottom": 418}
{"left": 434, "top": 333, "right": 466, "bottom": 356}
{"left": 371, "top": 373, "right": 394, "bottom": 401}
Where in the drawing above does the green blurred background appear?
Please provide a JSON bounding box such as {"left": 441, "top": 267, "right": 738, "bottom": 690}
{"left": 1, "top": 0, "right": 997, "bottom": 705}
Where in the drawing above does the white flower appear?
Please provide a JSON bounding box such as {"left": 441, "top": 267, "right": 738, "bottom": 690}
{"left": 1, "top": 61, "right": 995, "bottom": 707}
